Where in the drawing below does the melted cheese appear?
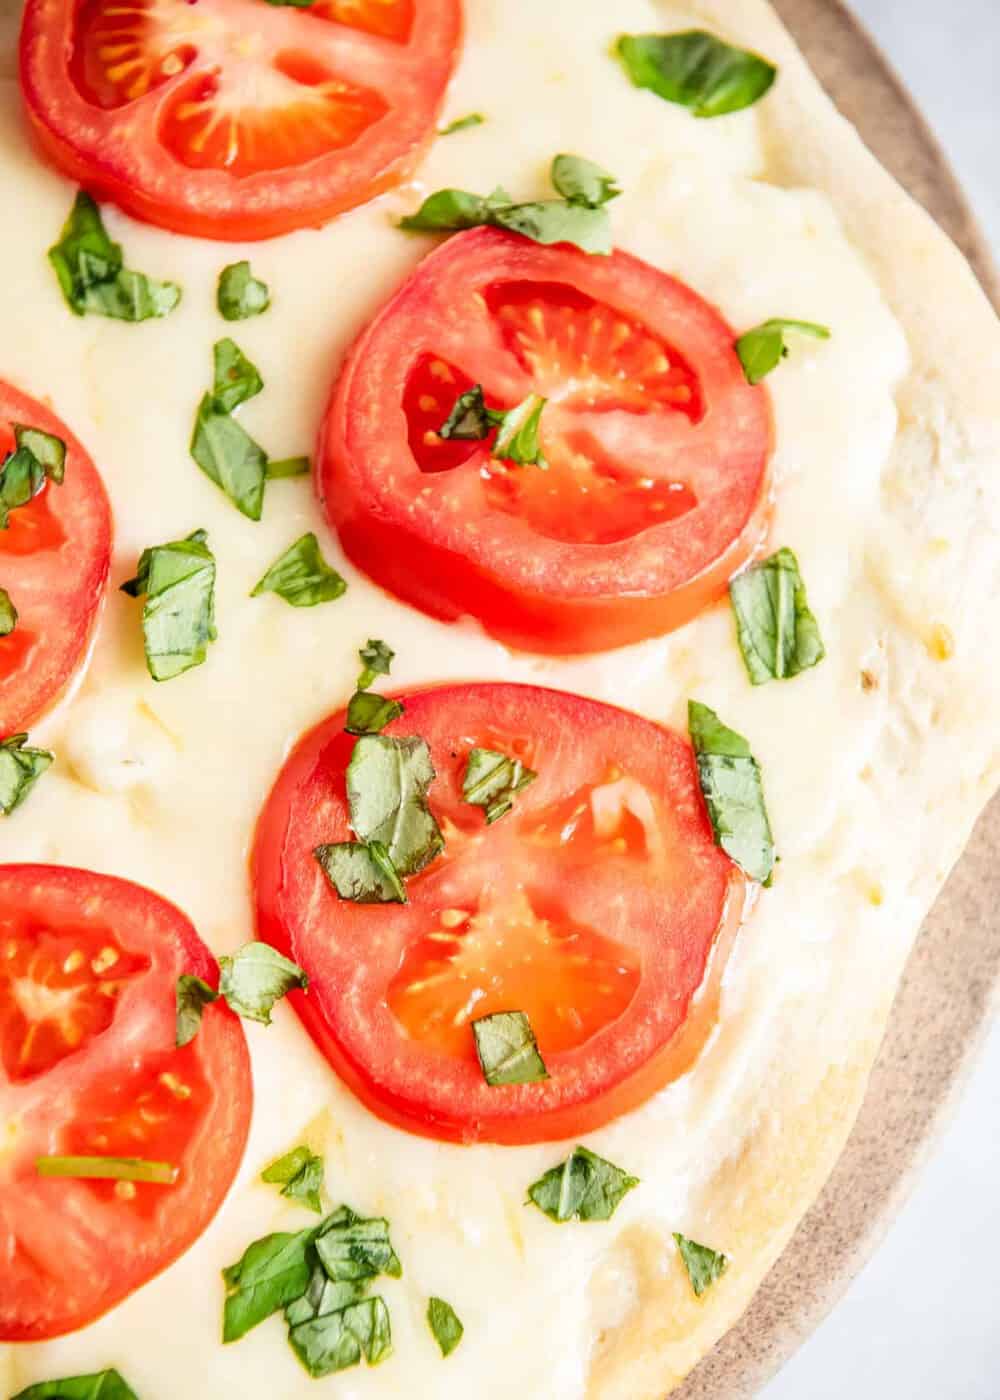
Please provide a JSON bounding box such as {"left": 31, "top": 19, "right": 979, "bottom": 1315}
{"left": 1, "top": 0, "right": 915, "bottom": 1394}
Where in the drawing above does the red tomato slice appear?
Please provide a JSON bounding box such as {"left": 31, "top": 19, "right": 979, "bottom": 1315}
{"left": 253, "top": 684, "right": 745, "bottom": 1145}
{"left": 0, "top": 384, "right": 112, "bottom": 738}
{"left": 0, "top": 865, "right": 251, "bottom": 1341}
{"left": 318, "top": 228, "right": 772, "bottom": 653}
{"left": 19, "top": 0, "right": 462, "bottom": 241}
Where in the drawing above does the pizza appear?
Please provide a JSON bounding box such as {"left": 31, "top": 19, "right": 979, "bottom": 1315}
{"left": 2, "top": 0, "right": 999, "bottom": 1397}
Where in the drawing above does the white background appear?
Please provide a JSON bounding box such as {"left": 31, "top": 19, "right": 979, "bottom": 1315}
{"left": 765, "top": 3, "right": 1000, "bottom": 1396}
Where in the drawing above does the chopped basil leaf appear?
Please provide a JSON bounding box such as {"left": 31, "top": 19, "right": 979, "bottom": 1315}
{"left": 688, "top": 701, "right": 774, "bottom": 883}
{"left": 528, "top": 1146, "right": 639, "bottom": 1223}
{"left": 266, "top": 455, "right": 310, "bottom": 479}
{"left": 35, "top": 1155, "right": 178, "bottom": 1184}
{"left": 400, "top": 187, "right": 505, "bottom": 233}
{"left": 473, "top": 1011, "right": 548, "bottom": 1086}
{"left": 120, "top": 529, "right": 217, "bottom": 682}
{"left": 289, "top": 1296, "right": 392, "bottom": 1378}
{"left": 439, "top": 384, "right": 498, "bottom": 441}
{"left": 252, "top": 533, "right": 347, "bottom": 608}
{"left": 674, "top": 1233, "right": 729, "bottom": 1297}
{"left": 729, "top": 548, "right": 825, "bottom": 684}
{"left": 315, "top": 1204, "right": 402, "bottom": 1283}
{"left": 357, "top": 638, "right": 394, "bottom": 691}
{"left": 439, "top": 112, "right": 485, "bottom": 135}
{"left": 462, "top": 747, "right": 537, "bottom": 823}
{"left": 345, "top": 691, "right": 405, "bottom": 736}
{"left": 735, "top": 318, "right": 831, "bottom": 385}
{"left": 212, "top": 337, "right": 264, "bottom": 412}
{"left": 315, "top": 840, "right": 407, "bottom": 904}
{"left": 494, "top": 394, "right": 547, "bottom": 466}
{"left": 262, "top": 1146, "right": 325, "bottom": 1215}
{"left": 0, "top": 734, "right": 53, "bottom": 816}
{"left": 218, "top": 260, "right": 271, "bottom": 321}
{"left": 550, "top": 154, "right": 621, "bottom": 208}
{"left": 492, "top": 201, "right": 612, "bottom": 255}
{"left": 616, "top": 31, "right": 777, "bottom": 118}
{"left": 223, "top": 1226, "right": 317, "bottom": 1343}
{"left": 175, "top": 973, "right": 219, "bottom": 1048}
{"left": 190, "top": 339, "right": 268, "bottom": 519}
{"left": 11, "top": 1370, "right": 139, "bottom": 1400}
{"left": 0, "top": 587, "right": 16, "bottom": 636}
{"left": 218, "top": 941, "right": 308, "bottom": 1025}
{"left": 15, "top": 425, "right": 66, "bottom": 483}
{"left": 0, "top": 424, "right": 66, "bottom": 528}
{"left": 427, "top": 1296, "right": 464, "bottom": 1357}
{"left": 346, "top": 734, "right": 445, "bottom": 877}
{"left": 285, "top": 1264, "right": 368, "bottom": 1327}
{"left": 49, "top": 190, "right": 180, "bottom": 321}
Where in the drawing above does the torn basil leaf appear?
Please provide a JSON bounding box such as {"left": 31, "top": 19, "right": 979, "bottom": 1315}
{"left": 218, "top": 260, "right": 271, "bottom": 321}
{"left": 11, "top": 1369, "right": 139, "bottom": 1400}
{"left": 223, "top": 1225, "right": 317, "bottom": 1343}
{"left": 315, "top": 1205, "right": 402, "bottom": 1284}
{"left": 212, "top": 337, "right": 263, "bottom": 412}
{"left": 315, "top": 840, "right": 407, "bottom": 904}
{"left": 357, "top": 638, "right": 394, "bottom": 691}
{"left": 462, "top": 747, "right": 537, "bottom": 824}
{"left": 551, "top": 154, "right": 622, "bottom": 208}
{"left": 120, "top": 529, "right": 217, "bottom": 682}
{"left": 49, "top": 191, "right": 180, "bottom": 321}
{"left": 439, "top": 112, "right": 485, "bottom": 135}
{"left": 262, "top": 1146, "right": 325, "bottom": 1215}
{"left": 266, "top": 455, "right": 310, "bottom": 479}
{"left": 735, "top": 318, "right": 831, "bottom": 385}
{"left": 345, "top": 692, "right": 405, "bottom": 737}
{"left": 0, "top": 587, "right": 17, "bottom": 636}
{"left": 284, "top": 1264, "right": 368, "bottom": 1328}
{"left": 252, "top": 533, "right": 347, "bottom": 608}
{"left": 0, "top": 734, "right": 53, "bottom": 816}
{"left": 346, "top": 734, "right": 444, "bottom": 877}
{"left": 15, "top": 425, "right": 66, "bottom": 483}
{"left": 674, "top": 1233, "right": 729, "bottom": 1297}
{"left": 492, "top": 200, "right": 612, "bottom": 255}
{"left": 494, "top": 394, "right": 547, "bottom": 466}
{"left": 528, "top": 1146, "right": 639, "bottom": 1223}
{"left": 289, "top": 1296, "right": 392, "bottom": 1378}
{"left": 175, "top": 973, "right": 219, "bottom": 1048}
{"left": 0, "top": 425, "right": 66, "bottom": 529}
{"left": 688, "top": 701, "right": 774, "bottom": 883}
{"left": 473, "top": 1011, "right": 548, "bottom": 1086}
{"left": 616, "top": 31, "right": 777, "bottom": 118}
{"left": 218, "top": 942, "right": 308, "bottom": 1026}
{"left": 427, "top": 1296, "right": 464, "bottom": 1357}
{"left": 729, "top": 547, "right": 825, "bottom": 684}
{"left": 190, "top": 339, "right": 268, "bottom": 520}
{"left": 439, "top": 384, "right": 498, "bottom": 441}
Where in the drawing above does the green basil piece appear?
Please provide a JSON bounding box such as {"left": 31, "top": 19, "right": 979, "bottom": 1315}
{"left": 266, "top": 456, "right": 310, "bottom": 479}
{"left": 346, "top": 734, "right": 445, "bottom": 877}
{"left": 121, "top": 529, "right": 217, "bottom": 682}
{"left": 735, "top": 318, "right": 831, "bottom": 385}
{"left": 262, "top": 1146, "right": 325, "bottom": 1215}
{"left": 357, "top": 638, "right": 394, "bottom": 691}
{"left": 439, "top": 112, "right": 485, "bottom": 135}
{"left": 285, "top": 1265, "right": 369, "bottom": 1328}
{"left": 35, "top": 1155, "right": 177, "bottom": 1184}
{"left": 252, "top": 533, "right": 347, "bottom": 608}
{"left": 0, "top": 587, "right": 16, "bottom": 636}
{"left": 674, "top": 1233, "right": 729, "bottom": 1297}
{"left": 175, "top": 973, "right": 219, "bottom": 1048}
{"left": 218, "top": 942, "right": 308, "bottom": 1025}
{"left": 288, "top": 1296, "right": 392, "bottom": 1378}
{"left": 473, "top": 1011, "right": 548, "bottom": 1086}
{"left": 729, "top": 547, "right": 825, "bottom": 685}
{"left": 427, "top": 1296, "right": 464, "bottom": 1357}
{"left": 528, "top": 1146, "right": 639, "bottom": 1223}
{"left": 15, "top": 425, "right": 66, "bottom": 483}
{"left": 492, "top": 201, "right": 612, "bottom": 255}
{"left": 400, "top": 187, "right": 504, "bottom": 233}
{"left": 49, "top": 191, "right": 180, "bottom": 321}
{"left": 315, "top": 841, "right": 407, "bottom": 904}
{"left": 688, "top": 701, "right": 774, "bottom": 883}
{"left": 345, "top": 692, "right": 405, "bottom": 736}
{"left": 190, "top": 339, "right": 268, "bottom": 519}
{"left": 218, "top": 260, "right": 271, "bottom": 321}
{"left": 0, "top": 424, "right": 66, "bottom": 528}
{"left": 314, "top": 1205, "right": 402, "bottom": 1284}
{"left": 223, "top": 1226, "right": 317, "bottom": 1342}
{"left": 0, "top": 734, "right": 53, "bottom": 816}
{"left": 11, "top": 1370, "right": 138, "bottom": 1400}
{"left": 616, "top": 31, "right": 777, "bottom": 118}
{"left": 462, "top": 747, "right": 537, "bottom": 824}
{"left": 439, "top": 384, "right": 499, "bottom": 441}
{"left": 212, "top": 337, "right": 264, "bottom": 412}
{"left": 550, "top": 154, "right": 622, "bottom": 208}
{"left": 494, "top": 394, "right": 547, "bottom": 466}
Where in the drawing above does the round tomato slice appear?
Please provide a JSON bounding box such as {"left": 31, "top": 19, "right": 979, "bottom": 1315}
{"left": 318, "top": 227, "right": 772, "bottom": 653}
{"left": 0, "top": 865, "right": 251, "bottom": 1341}
{"left": 0, "top": 384, "right": 112, "bottom": 738}
{"left": 19, "top": 0, "right": 462, "bottom": 241}
{"left": 253, "top": 684, "right": 744, "bottom": 1145}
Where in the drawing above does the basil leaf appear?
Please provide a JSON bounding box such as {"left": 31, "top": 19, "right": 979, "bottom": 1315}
{"left": 688, "top": 701, "right": 774, "bottom": 883}
{"left": 288, "top": 1296, "right": 392, "bottom": 1378}
{"left": 492, "top": 201, "right": 612, "bottom": 255}
{"left": 439, "top": 384, "right": 497, "bottom": 441}
{"left": 189, "top": 339, "right": 268, "bottom": 519}
{"left": 223, "top": 1226, "right": 317, "bottom": 1342}
{"left": 252, "top": 533, "right": 347, "bottom": 608}
{"left": 49, "top": 190, "right": 180, "bottom": 321}
{"left": 0, "top": 734, "right": 53, "bottom": 816}
{"left": 439, "top": 112, "right": 485, "bottom": 135}
{"left": 284, "top": 1264, "right": 369, "bottom": 1328}
{"left": 315, "top": 841, "right": 406, "bottom": 904}
{"left": 11, "top": 1370, "right": 138, "bottom": 1400}
{"left": 175, "top": 973, "right": 219, "bottom": 1048}
{"left": 427, "top": 1296, "right": 464, "bottom": 1357}
{"left": 357, "top": 637, "right": 394, "bottom": 691}
{"left": 218, "top": 941, "right": 308, "bottom": 1025}
{"left": 346, "top": 734, "right": 444, "bottom": 877}
{"left": 528, "top": 1146, "right": 639, "bottom": 1223}
{"left": 550, "top": 154, "right": 621, "bottom": 208}
{"left": 473, "top": 1011, "right": 548, "bottom": 1086}
{"left": 616, "top": 31, "right": 777, "bottom": 118}
{"left": 266, "top": 455, "right": 310, "bottom": 479}
{"left": 218, "top": 260, "right": 271, "bottom": 321}
{"left": 0, "top": 425, "right": 66, "bottom": 528}
{"left": 462, "top": 747, "right": 537, "bottom": 824}
{"left": 262, "top": 1145, "right": 325, "bottom": 1215}
{"left": 0, "top": 587, "right": 17, "bottom": 636}
{"left": 399, "top": 188, "right": 498, "bottom": 233}
{"left": 494, "top": 394, "right": 547, "bottom": 466}
{"left": 120, "top": 529, "right": 217, "bottom": 682}
{"left": 212, "top": 337, "right": 264, "bottom": 412}
{"left": 35, "top": 1155, "right": 177, "bottom": 1184}
{"left": 674, "top": 1233, "right": 729, "bottom": 1297}
{"left": 15, "top": 425, "right": 66, "bottom": 483}
{"left": 729, "top": 547, "right": 825, "bottom": 685}
{"left": 345, "top": 692, "right": 405, "bottom": 736}
{"left": 735, "top": 318, "right": 831, "bottom": 385}
{"left": 314, "top": 1204, "right": 402, "bottom": 1283}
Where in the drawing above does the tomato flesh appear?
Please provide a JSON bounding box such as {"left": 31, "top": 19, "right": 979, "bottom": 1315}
{"left": 253, "top": 684, "right": 744, "bottom": 1145}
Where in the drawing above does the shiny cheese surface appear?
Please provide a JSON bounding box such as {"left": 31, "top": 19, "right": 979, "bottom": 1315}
{"left": 0, "top": 0, "right": 920, "bottom": 1394}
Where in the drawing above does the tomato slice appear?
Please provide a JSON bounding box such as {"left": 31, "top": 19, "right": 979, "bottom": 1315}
{"left": 252, "top": 684, "right": 744, "bottom": 1145}
{"left": 19, "top": 0, "right": 462, "bottom": 241}
{"left": 0, "top": 384, "right": 112, "bottom": 738}
{"left": 318, "top": 228, "right": 772, "bottom": 653}
{"left": 0, "top": 865, "right": 251, "bottom": 1341}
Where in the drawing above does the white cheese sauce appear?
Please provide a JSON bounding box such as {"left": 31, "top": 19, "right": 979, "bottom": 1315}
{"left": 1, "top": 0, "right": 912, "bottom": 1395}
